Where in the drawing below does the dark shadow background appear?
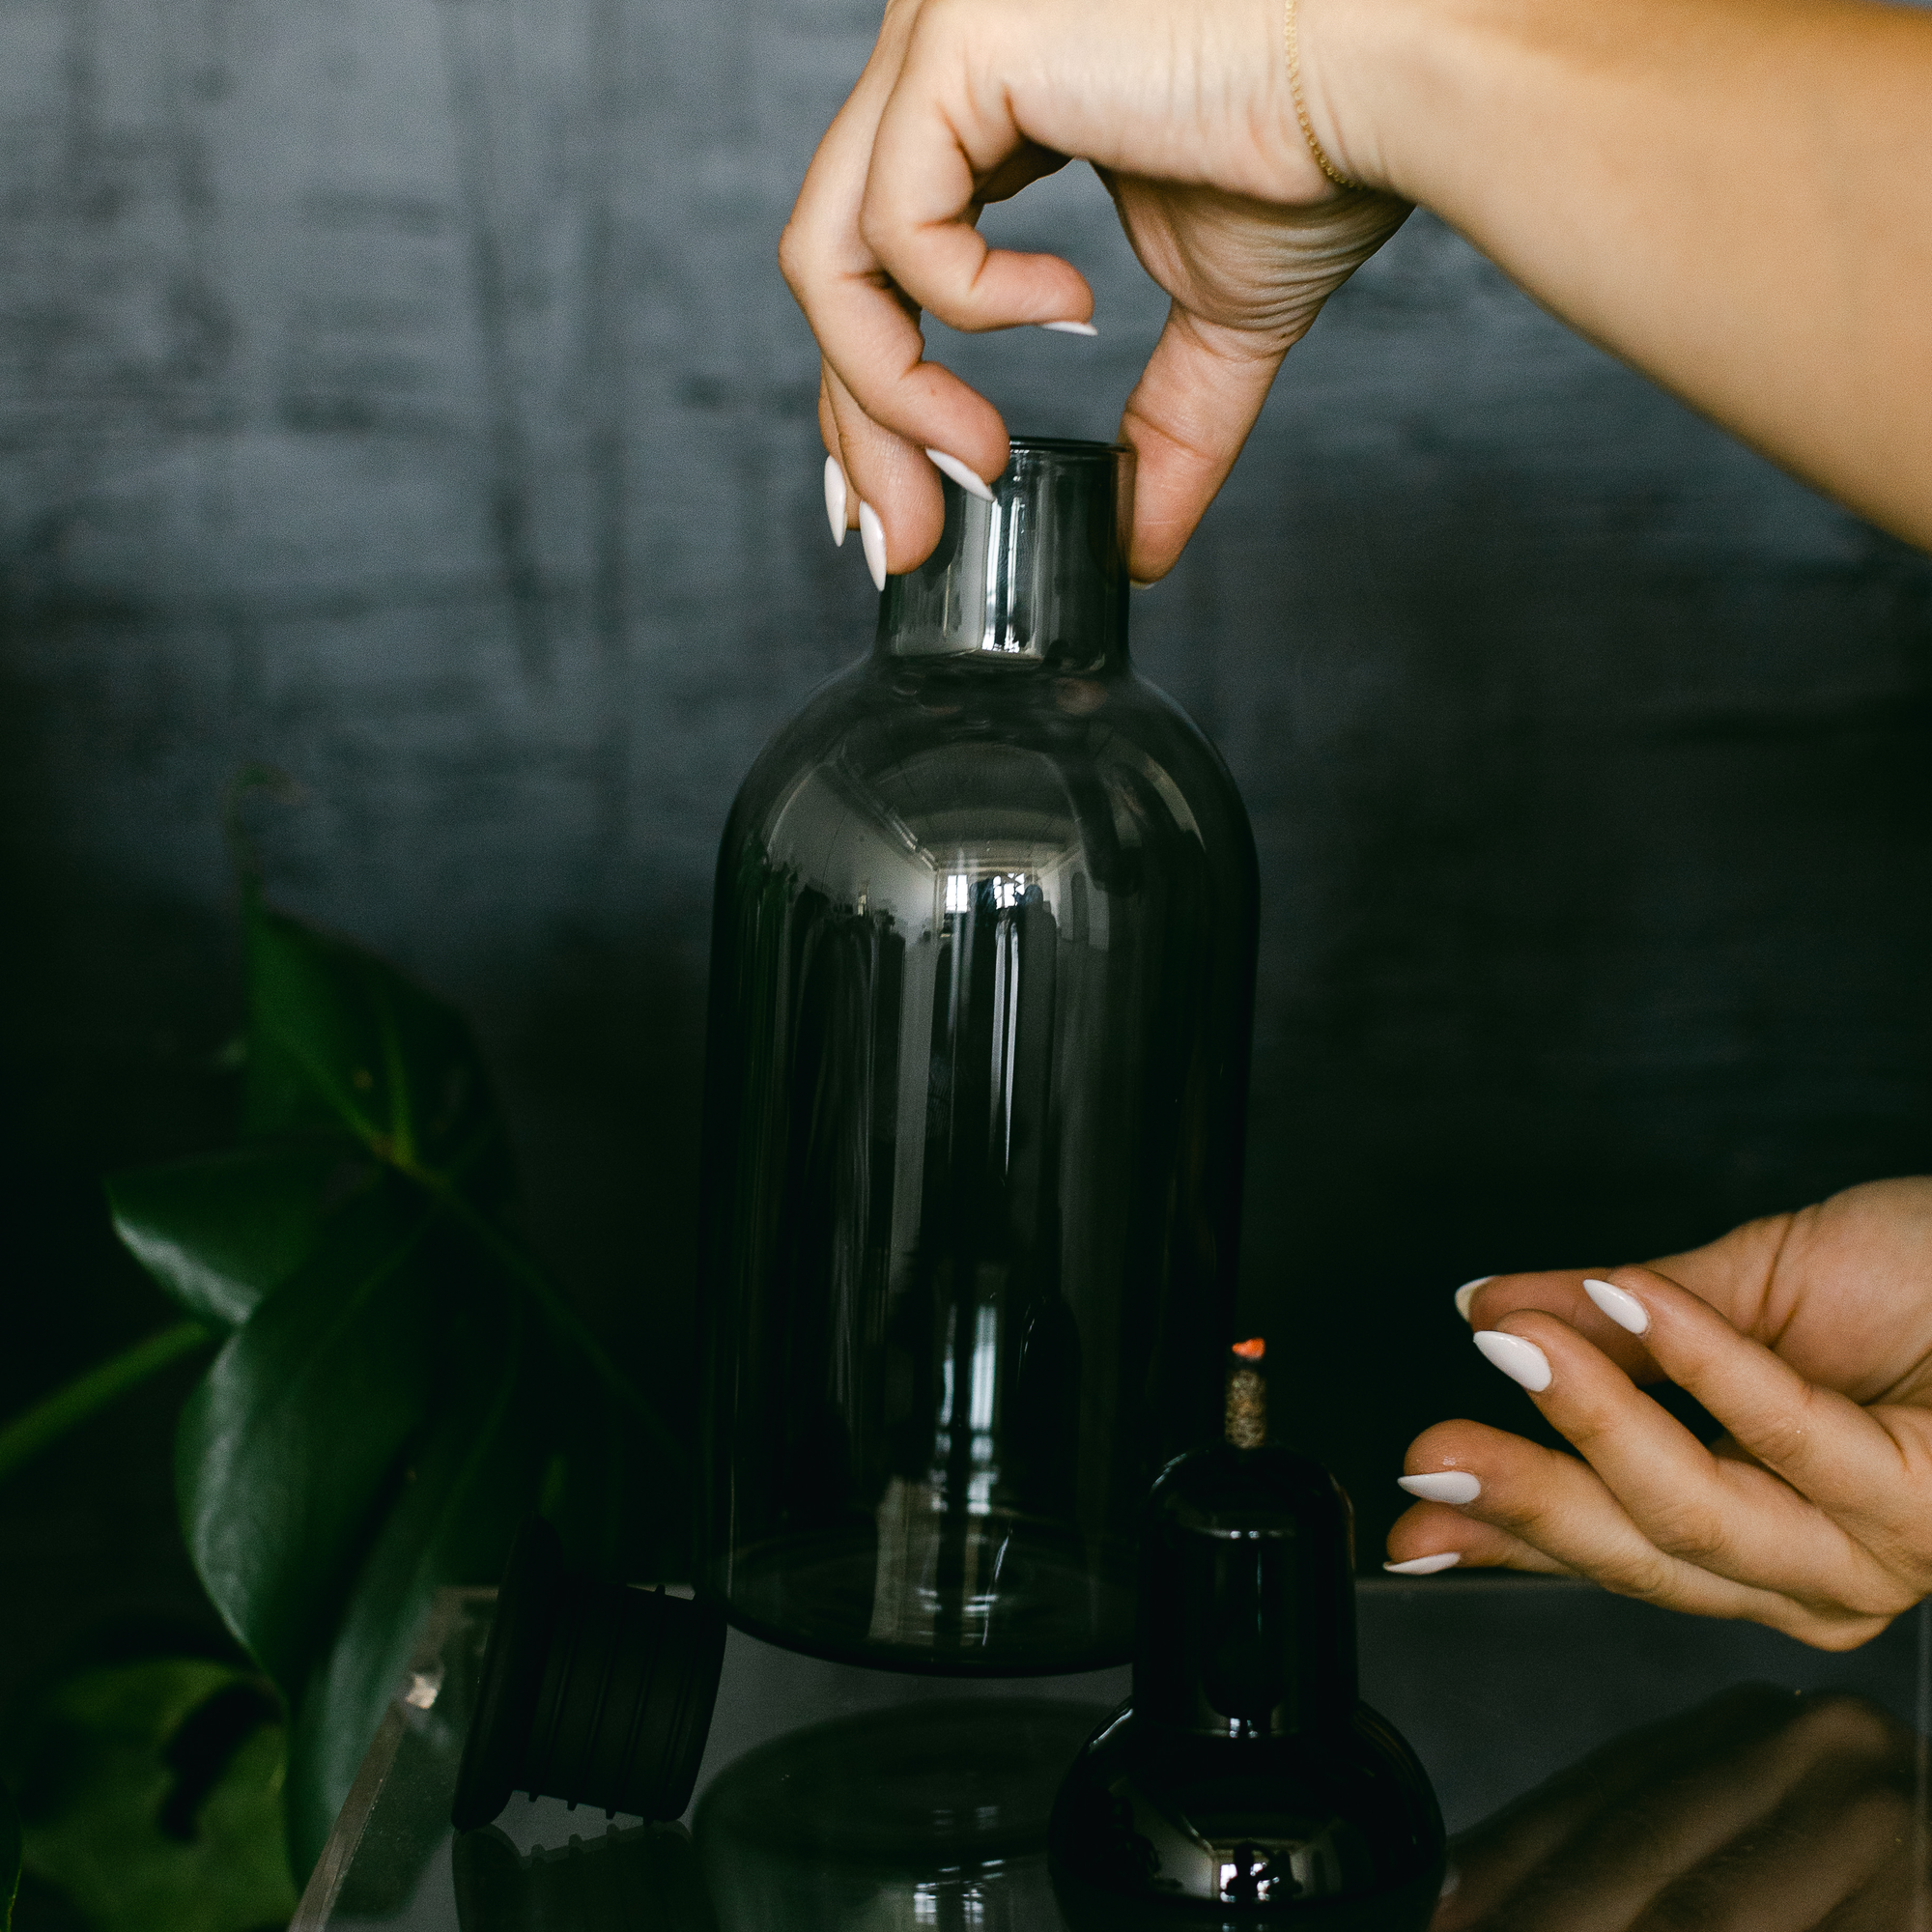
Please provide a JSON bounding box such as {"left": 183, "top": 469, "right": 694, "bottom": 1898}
{"left": 2, "top": 0, "right": 1929, "bottom": 1723}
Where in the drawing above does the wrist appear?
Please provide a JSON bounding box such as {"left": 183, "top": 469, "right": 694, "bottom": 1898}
{"left": 1291, "top": 0, "right": 1432, "bottom": 195}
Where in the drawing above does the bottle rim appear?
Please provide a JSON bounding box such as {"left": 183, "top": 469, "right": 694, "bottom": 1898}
{"left": 1005, "top": 435, "right": 1133, "bottom": 461}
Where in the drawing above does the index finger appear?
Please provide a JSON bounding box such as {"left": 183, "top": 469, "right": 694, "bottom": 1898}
{"left": 861, "top": 0, "right": 1096, "bottom": 335}
{"left": 781, "top": 0, "right": 1009, "bottom": 565}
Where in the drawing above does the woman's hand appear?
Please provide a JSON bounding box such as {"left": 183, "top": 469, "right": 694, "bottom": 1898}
{"left": 779, "top": 0, "right": 1408, "bottom": 587}
{"left": 783, "top": 0, "right": 1932, "bottom": 566}
{"left": 1435, "top": 1686, "right": 1921, "bottom": 1931}
{"left": 1387, "top": 1178, "right": 1932, "bottom": 1650}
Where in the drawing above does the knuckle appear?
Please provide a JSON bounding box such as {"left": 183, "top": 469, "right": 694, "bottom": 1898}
{"left": 855, "top": 201, "right": 907, "bottom": 264}
{"left": 777, "top": 222, "right": 809, "bottom": 291}
{"left": 1599, "top": 1547, "right": 1678, "bottom": 1605}
{"left": 1643, "top": 1497, "right": 1733, "bottom": 1566}
{"left": 1870, "top": 1519, "right": 1932, "bottom": 1595}
{"left": 1739, "top": 1382, "right": 1819, "bottom": 1472}
{"left": 904, "top": 0, "right": 965, "bottom": 44}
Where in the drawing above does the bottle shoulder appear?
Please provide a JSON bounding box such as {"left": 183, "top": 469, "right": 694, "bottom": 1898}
{"left": 722, "top": 655, "right": 1256, "bottom": 882}
{"left": 1091, "top": 1699, "right": 1435, "bottom": 1787}
{"left": 1148, "top": 1441, "right": 1351, "bottom": 1537}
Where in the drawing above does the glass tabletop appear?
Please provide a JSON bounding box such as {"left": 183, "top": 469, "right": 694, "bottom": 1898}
{"left": 293, "top": 1579, "right": 1931, "bottom": 1929}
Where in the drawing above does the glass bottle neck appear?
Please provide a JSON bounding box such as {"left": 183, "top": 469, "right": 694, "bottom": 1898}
{"left": 874, "top": 439, "right": 1134, "bottom": 675}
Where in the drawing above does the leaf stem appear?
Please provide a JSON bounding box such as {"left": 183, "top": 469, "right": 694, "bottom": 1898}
{"left": 0, "top": 1321, "right": 214, "bottom": 1484}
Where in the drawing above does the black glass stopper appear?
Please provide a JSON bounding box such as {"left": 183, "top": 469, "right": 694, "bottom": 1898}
{"left": 452, "top": 1519, "right": 727, "bottom": 1833}
{"left": 1049, "top": 1345, "right": 1445, "bottom": 1923}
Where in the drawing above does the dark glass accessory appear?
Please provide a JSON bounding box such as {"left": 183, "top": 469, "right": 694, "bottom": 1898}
{"left": 1049, "top": 1350, "right": 1445, "bottom": 1923}
{"left": 696, "top": 438, "right": 1260, "bottom": 1673}
{"left": 452, "top": 1519, "right": 726, "bottom": 1832}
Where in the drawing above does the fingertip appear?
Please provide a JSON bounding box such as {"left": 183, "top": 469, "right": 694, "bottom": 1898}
{"left": 824, "top": 454, "right": 850, "bottom": 547}
{"left": 853, "top": 455, "right": 949, "bottom": 581}
{"left": 924, "top": 447, "right": 994, "bottom": 501}
{"left": 859, "top": 500, "right": 886, "bottom": 592}
{"left": 1583, "top": 1277, "right": 1652, "bottom": 1337}
{"left": 1473, "top": 1328, "right": 1553, "bottom": 1394}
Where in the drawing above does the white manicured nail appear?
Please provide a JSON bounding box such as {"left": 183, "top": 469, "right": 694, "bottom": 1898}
{"left": 1584, "top": 1278, "right": 1650, "bottom": 1336}
{"left": 859, "top": 501, "right": 886, "bottom": 593}
{"left": 1454, "top": 1276, "right": 1493, "bottom": 1323}
{"left": 1384, "top": 1552, "right": 1461, "bottom": 1576}
{"left": 1439, "top": 1864, "right": 1462, "bottom": 1900}
{"left": 1040, "top": 320, "right": 1098, "bottom": 336}
{"left": 924, "top": 448, "right": 993, "bottom": 502}
{"left": 1398, "top": 1471, "right": 1482, "bottom": 1505}
{"left": 1129, "top": 579, "right": 1153, "bottom": 591}
{"left": 824, "top": 456, "right": 848, "bottom": 547}
{"left": 1474, "top": 1330, "right": 1551, "bottom": 1393}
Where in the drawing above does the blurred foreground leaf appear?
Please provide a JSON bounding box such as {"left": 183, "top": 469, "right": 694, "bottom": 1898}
{"left": 107, "top": 1144, "right": 358, "bottom": 1330}
{"left": 1, "top": 1776, "right": 17, "bottom": 1931}
{"left": 9, "top": 1659, "right": 295, "bottom": 1932}
{"left": 111, "top": 898, "right": 685, "bottom": 1879}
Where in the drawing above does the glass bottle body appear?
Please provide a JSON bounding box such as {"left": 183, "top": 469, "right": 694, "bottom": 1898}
{"left": 696, "top": 441, "right": 1258, "bottom": 1673}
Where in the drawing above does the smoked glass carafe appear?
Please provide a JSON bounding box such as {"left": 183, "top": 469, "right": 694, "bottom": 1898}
{"left": 696, "top": 439, "right": 1259, "bottom": 1673}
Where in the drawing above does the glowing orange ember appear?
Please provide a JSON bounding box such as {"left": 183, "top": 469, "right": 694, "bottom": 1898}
{"left": 1232, "top": 1337, "right": 1265, "bottom": 1361}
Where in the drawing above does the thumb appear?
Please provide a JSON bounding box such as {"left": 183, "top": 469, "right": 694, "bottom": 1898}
{"left": 1120, "top": 305, "right": 1290, "bottom": 582}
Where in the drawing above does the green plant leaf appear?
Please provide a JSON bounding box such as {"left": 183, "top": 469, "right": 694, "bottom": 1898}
{"left": 131, "top": 895, "right": 688, "bottom": 1884}
{"left": 178, "top": 1177, "right": 444, "bottom": 1694}
{"left": 92, "top": 888, "right": 690, "bottom": 1883}
{"left": 8, "top": 1659, "right": 296, "bottom": 1932}
{"left": 0, "top": 1776, "right": 18, "bottom": 1932}
{"left": 186, "top": 1205, "right": 660, "bottom": 1880}
{"left": 106, "top": 1143, "right": 370, "bottom": 1330}
{"left": 282, "top": 1279, "right": 538, "bottom": 1875}
{"left": 242, "top": 901, "right": 511, "bottom": 1208}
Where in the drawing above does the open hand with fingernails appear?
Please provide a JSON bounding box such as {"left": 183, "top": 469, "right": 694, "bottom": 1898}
{"left": 1386, "top": 1178, "right": 1932, "bottom": 1650}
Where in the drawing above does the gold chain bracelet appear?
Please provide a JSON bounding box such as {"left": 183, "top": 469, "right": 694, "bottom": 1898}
{"left": 1284, "top": 0, "right": 1363, "bottom": 191}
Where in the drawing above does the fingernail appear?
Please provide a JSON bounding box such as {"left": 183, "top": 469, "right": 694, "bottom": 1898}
{"left": 1040, "top": 319, "right": 1098, "bottom": 336}
{"left": 1584, "top": 1277, "right": 1650, "bottom": 1336}
{"left": 1398, "top": 1471, "right": 1482, "bottom": 1505}
{"left": 1384, "top": 1552, "right": 1461, "bottom": 1576}
{"left": 1129, "top": 579, "right": 1153, "bottom": 591}
{"left": 1439, "top": 1863, "right": 1462, "bottom": 1900}
{"left": 823, "top": 456, "right": 848, "bottom": 547}
{"left": 924, "top": 448, "right": 993, "bottom": 502}
{"left": 859, "top": 500, "right": 886, "bottom": 593}
{"left": 1454, "top": 1277, "right": 1492, "bottom": 1323}
{"left": 1474, "top": 1329, "right": 1551, "bottom": 1394}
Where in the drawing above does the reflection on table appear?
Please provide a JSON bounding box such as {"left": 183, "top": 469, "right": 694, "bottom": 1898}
{"left": 294, "top": 1583, "right": 1932, "bottom": 1930}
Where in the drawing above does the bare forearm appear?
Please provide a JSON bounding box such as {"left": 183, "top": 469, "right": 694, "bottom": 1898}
{"left": 1321, "top": 0, "right": 1932, "bottom": 545}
